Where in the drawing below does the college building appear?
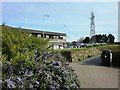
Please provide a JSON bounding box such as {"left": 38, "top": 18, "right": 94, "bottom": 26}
{"left": 19, "top": 28, "right": 67, "bottom": 50}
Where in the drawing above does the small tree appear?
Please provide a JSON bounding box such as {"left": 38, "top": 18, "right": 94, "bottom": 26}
{"left": 83, "top": 37, "right": 90, "bottom": 43}
{"left": 107, "top": 34, "right": 115, "bottom": 43}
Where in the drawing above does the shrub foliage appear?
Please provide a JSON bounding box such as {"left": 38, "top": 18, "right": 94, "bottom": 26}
{"left": 112, "top": 46, "right": 120, "bottom": 67}
{"left": 1, "top": 25, "right": 80, "bottom": 89}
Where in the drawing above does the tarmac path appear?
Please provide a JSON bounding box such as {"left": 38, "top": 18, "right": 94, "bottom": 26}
{"left": 69, "top": 55, "right": 119, "bottom": 88}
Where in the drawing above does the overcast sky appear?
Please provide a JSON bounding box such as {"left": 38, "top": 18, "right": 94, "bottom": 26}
{"left": 1, "top": 2, "right": 118, "bottom": 42}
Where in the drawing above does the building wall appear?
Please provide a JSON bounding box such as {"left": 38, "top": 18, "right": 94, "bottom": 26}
{"left": 32, "top": 33, "right": 66, "bottom": 50}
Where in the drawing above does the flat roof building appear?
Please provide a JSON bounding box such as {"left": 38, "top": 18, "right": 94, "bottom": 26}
{"left": 17, "top": 28, "right": 67, "bottom": 50}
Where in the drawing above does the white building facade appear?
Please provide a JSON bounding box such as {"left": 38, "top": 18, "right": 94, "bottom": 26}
{"left": 21, "top": 28, "right": 66, "bottom": 50}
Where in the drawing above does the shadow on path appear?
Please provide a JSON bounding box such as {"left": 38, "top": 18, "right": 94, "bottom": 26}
{"left": 79, "top": 55, "right": 102, "bottom": 66}
{"left": 70, "top": 55, "right": 119, "bottom": 88}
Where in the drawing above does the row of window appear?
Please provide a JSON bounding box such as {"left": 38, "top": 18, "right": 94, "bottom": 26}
{"left": 37, "top": 34, "right": 64, "bottom": 39}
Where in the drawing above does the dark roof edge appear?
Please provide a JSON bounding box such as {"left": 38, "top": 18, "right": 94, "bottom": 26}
{"left": 1, "top": 25, "right": 66, "bottom": 36}
{"left": 19, "top": 28, "right": 66, "bottom": 36}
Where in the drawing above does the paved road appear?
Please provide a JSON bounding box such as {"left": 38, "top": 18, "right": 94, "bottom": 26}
{"left": 79, "top": 55, "right": 102, "bottom": 66}
{"left": 69, "top": 55, "right": 119, "bottom": 88}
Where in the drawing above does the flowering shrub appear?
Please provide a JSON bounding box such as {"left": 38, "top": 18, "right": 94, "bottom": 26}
{"left": 2, "top": 52, "right": 80, "bottom": 89}
{"left": 1, "top": 25, "right": 80, "bottom": 89}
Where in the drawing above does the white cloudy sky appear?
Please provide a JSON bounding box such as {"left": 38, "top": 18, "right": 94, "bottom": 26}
{"left": 1, "top": 1, "right": 119, "bottom": 42}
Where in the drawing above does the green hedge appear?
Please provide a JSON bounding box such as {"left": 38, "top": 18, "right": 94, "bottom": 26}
{"left": 96, "top": 44, "right": 118, "bottom": 51}
{"left": 112, "top": 50, "right": 120, "bottom": 67}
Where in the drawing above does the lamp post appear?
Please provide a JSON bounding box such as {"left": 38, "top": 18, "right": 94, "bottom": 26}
{"left": 63, "top": 24, "right": 69, "bottom": 40}
{"left": 43, "top": 14, "right": 50, "bottom": 38}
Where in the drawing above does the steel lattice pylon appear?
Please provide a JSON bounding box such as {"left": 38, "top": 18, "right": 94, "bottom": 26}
{"left": 90, "top": 11, "right": 95, "bottom": 37}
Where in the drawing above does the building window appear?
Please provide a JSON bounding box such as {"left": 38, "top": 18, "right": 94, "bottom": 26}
{"left": 38, "top": 34, "right": 41, "bottom": 37}
{"left": 46, "top": 35, "right": 49, "bottom": 38}
{"left": 53, "top": 36, "right": 59, "bottom": 39}
{"left": 49, "top": 35, "right": 53, "bottom": 38}
{"left": 60, "top": 36, "right": 63, "bottom": 39}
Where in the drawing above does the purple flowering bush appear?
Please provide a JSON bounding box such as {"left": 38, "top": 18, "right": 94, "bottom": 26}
{"left": 2, "top": 25, "right": 80, "bottom": 89}
{"left": 2, "top": 52, "right": 80, "bottom": 89}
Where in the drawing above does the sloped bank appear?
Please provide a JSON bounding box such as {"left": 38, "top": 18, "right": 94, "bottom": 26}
{"left": 55, "top": 47, "right": 101, "bottom": 62}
